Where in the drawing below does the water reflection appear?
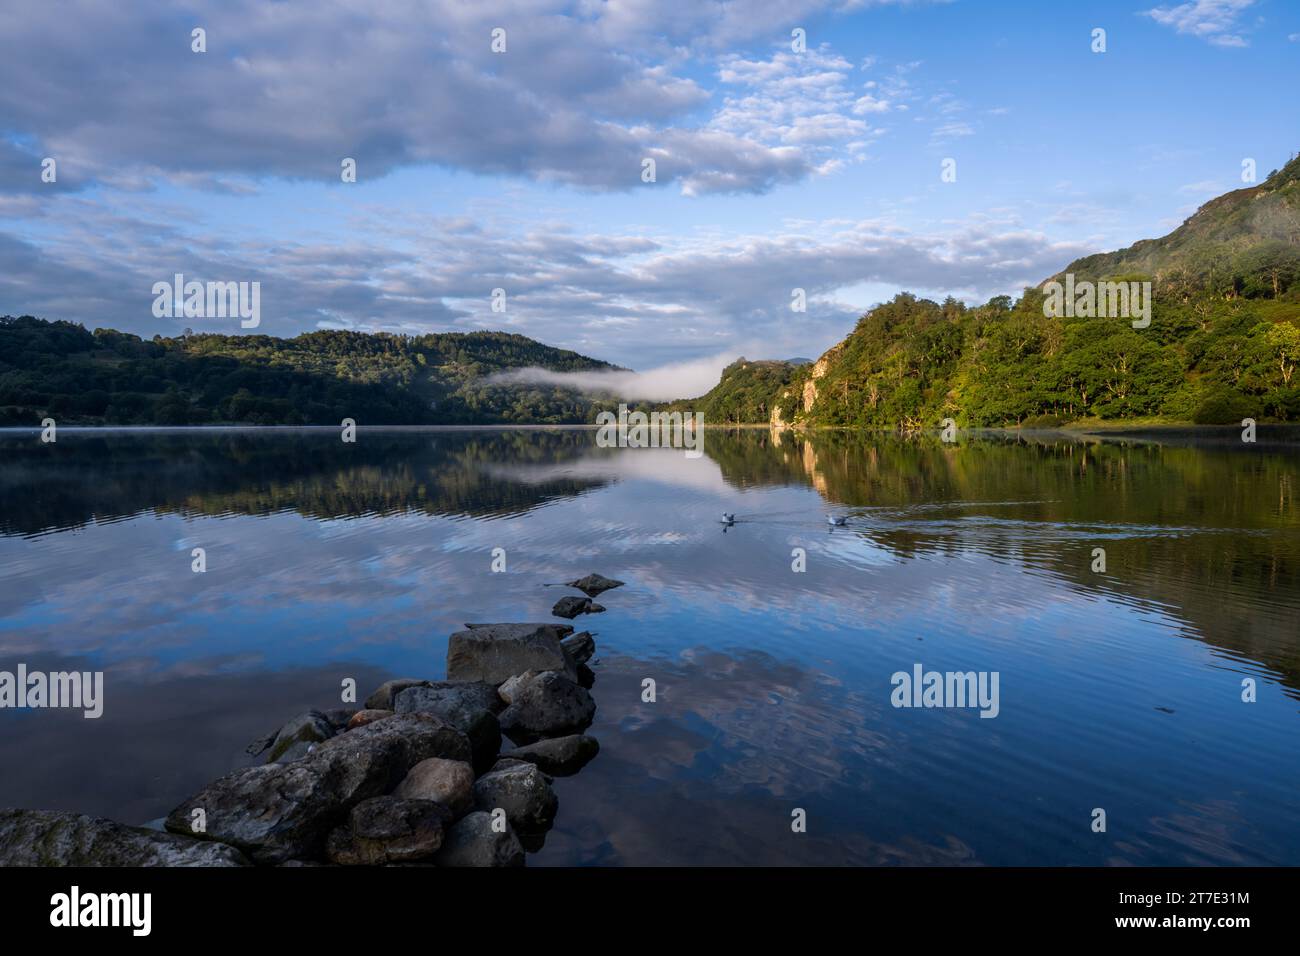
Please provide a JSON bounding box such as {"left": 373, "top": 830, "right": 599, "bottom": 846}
{"left": 0, "top": 427, "right": 1296, "bottom": 865}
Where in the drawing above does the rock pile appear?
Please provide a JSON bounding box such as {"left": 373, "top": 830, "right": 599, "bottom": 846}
{"left": 0, "top": 572, "right": 623, "bottom": 868}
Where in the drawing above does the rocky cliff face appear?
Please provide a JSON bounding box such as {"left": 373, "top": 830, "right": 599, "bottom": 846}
{"left": 770, "top": 390, "right": 790, "bottom": 429}
{"left": 801, "top": 346, "right": 842, "bottom": 415}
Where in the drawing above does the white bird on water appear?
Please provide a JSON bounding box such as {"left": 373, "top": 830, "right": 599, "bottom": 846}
{"left": 827, "top": 515, "right": 847, "bottom": 527}
{"left": 721, "top": 512, "right": 736, "bottom": 525}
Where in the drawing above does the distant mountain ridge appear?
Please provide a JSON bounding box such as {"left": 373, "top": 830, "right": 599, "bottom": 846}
{"left": 1049, "top": 153, "right": 1300, "bottom": 299}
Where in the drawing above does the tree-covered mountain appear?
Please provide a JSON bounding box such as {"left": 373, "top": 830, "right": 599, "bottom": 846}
{"left": 746, "top": 155, "right": 1300, "bottom": 429}
{"left": 1051, "top": 156, "right": 1300, "bottom": 298}
{"left": 0, "top": 319, "right": 622, "bottom": 425}
{"left": 661, "top": 358, "right": 800, "bottom": 424}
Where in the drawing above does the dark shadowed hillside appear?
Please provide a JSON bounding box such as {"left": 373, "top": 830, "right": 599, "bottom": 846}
{"left": 0, "top": 319, "right": 622, "bottom": 425}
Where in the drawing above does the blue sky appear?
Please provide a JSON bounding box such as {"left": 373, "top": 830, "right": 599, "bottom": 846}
{"left": 1, "top": 0, "right": 1297, "bottom": 394}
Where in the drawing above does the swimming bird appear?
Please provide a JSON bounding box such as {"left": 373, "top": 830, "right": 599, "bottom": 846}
{"left": 721, "top": 512, "right": 736, "bottom": 525}
{"left": 827, "top": 515, "right": 847, "bottom": 527}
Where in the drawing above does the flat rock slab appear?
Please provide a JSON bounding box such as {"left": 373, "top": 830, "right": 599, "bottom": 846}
{"left": 501, "top": 734, "right": 599, "bottom": 776}
{"left": 434, "top": 811, "right": 525, "bottom": 867}
{"left": 446, "top": 623, "right": 577, "bottom": 684}
{"left": 566, "top": 573, "right": 625, "bottom": 597}
{"left": 0, "top": 809, "right": 250, "bottom": 867}
{"left": 165, "top": 713, "right": 470, "bottom": 865}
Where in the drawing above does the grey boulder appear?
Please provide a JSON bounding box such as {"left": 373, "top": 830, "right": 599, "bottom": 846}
{"left": 501, "top": 734, "right": 600, "bottom": 776}
{"left": 498, "top": 672, "right": 597, "bottom": 744}
{"left": 365, "top": 678, "right": 433, "bottom": 711}
{"left": 394, "top": 757, "right": 475, "bottom": 818}
{"left": 0, "top": 809, "right": 249, "bottom": 867}
{"left": 325, "top": 796, "right": 453, "bottom": 866}
{"left": 394, "top": 681, "right": 503, "bottom": 772}
{"left": 472, "top": 761, "right": 558, "bottom": 832}
{"left": 165, "top": 713, "right": 470, "bottom": 865}
{"left": 446, "top": 623, "right": 576, "bottom": 684}
{"left": 560, "top": 631, "right": 595, "bottom": 665}
{"left": 433, "top": 811, "right": 525, "bottom": 867}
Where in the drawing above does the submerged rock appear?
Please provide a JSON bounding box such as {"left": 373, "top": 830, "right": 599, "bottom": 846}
{"left": 499, "top": 672, "right": 597, "bottom": 744}
{"left": 393, "top": 682, "right": 503, "bottom": 772}
{"left": 434, "top": 811, "right": 525, "bottom": 867}
{"left": 560, "top": 631, "right": 595, "bottom": 665}
{"left": 394, "top": 757, "right": 475, "bottom": 818}
{"left": 446, "top": 623, "right": 577, "bottom": 684}
{"left": 0, "top": 809, "right": 249, "bottom": 867}
{"left": 501, "top": 735, "right": 599, "bottom": 776}
{"left": 566, "top": 573, "right": 625, "bottom": 597}
{"left": 165, "top": 713, "right": 470, "bottom": 865}
{"left": 472, "top": 761, "right": 558, "bottom": 832}
{"left": 365, "top": 678, "right": 433, "bottom": 711}
{"left": 325, "top": 796, "right": 453, "bottom": 866}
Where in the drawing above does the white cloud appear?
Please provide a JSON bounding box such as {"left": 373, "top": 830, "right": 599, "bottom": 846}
{"left": 0, "top": 192, "right": 1095, "bottom": 370}
{"left": 1142, "top": 0, "right": 1257, "bottom": 48}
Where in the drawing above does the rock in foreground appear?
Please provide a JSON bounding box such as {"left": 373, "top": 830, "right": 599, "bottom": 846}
{"left": 394, "top": 757, "right": 475, "bottom": 817}
{"left": 499, "top": 672, "right": 597, "bottom": 744}
{"left": 0, "top": 809, "right": 249, "bottom": 867}
{"left": 473, "top": 761, "right": 558, "bottom": 832}
{"left": 393, "top": 682, "right": 503, "bottom": 772}
{"left": 502, "top": 735, "right": 599, "bottom": 776}
{"left": 433, "top": 811, "right": 525, "bottom": 867}
{"left": 165, "top": 713, "right": 470, "bottom": 865}
{"left": 326, "top": 796, "right": 453, "bottom": 866}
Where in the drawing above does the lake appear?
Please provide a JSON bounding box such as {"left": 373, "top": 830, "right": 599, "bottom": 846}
{"left": 0, "top": 426, "right": 1297, "bottom": 865}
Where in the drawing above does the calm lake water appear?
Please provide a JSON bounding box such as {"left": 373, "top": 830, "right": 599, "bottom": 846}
{"left": 1, "top": 426, "right": 1297, "bottom": 866}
